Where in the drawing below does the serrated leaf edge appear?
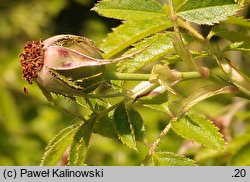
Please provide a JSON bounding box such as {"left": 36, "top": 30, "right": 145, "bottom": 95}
{"left": 153, "top": 151, "right": 196, "bottom": 166}
{"left": 172, "top": 114, "right": 225, "bottom": 151}
{"left": 41, "top": 124, "right": 80, "bottom": 165}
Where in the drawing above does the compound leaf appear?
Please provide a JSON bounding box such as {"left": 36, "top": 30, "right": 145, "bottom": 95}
{"left": 94, "top": 114, "right": 118, "bottom": 138}
{"left": 41, "top": 124, "right": 80, "bottom": 166}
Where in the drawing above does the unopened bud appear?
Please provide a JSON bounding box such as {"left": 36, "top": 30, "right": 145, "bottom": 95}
{"left": 20, "top": 35, "right": 111, "bottom": 98}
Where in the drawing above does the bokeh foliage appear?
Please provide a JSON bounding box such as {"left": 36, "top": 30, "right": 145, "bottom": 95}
{"left": 0, "top": 0, "right": 117, "bottom": 165}
{"left": 0, "top": 0, "right": 250, "bottom": 166}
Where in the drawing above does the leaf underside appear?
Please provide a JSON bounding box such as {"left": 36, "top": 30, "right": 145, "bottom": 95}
{"left": 41, "top": 124, "right": 80, "bottom": 166}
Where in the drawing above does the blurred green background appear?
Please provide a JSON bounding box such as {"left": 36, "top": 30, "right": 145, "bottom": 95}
{"left": 0, "top": 0, "right": 122, "bottom": 165}
{"left": 1, "top": 0, "right": 250, "bottom": 166}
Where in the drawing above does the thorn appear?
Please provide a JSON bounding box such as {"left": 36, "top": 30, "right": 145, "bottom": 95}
{"left": 23, "top": 87, "right": 28, "bottom": 94}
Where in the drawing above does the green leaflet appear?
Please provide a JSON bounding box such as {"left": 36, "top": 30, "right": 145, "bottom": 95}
{"left": 172, "top": 114, "right": 225, "bottom": 151}
{"left": 93, "top": 102, "right": 117, "bottom": 139}
{"left": 153, "top": 152, "right": 196, "bottom": 166}
{"left": 117, "top": 33, "right": 174, "bottom": 73}
{"left": 41, "top": 124, "right": 80, "bottom": 166}
{"left": 100, "top": 17, "right": 173, "bottom": 58}
{"left": 94, "top": 114, "right": 118, "bottom": 139}
{"left": 69, "top": 116, "right": 97, "bottom": 165}
{"left": 126, "top": 107, "right": 145, "bottom": 141}
{"left": 113, "top": 104, "right": 137, "bottom": 150}
{"left": 177, "top": 0, "right": 241, "bottom": 25}
{"left": 93, "top": 0, "right": 165, "bottom": 20}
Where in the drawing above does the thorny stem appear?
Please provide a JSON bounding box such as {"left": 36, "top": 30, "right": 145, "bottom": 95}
{"left": 151, "top": 122, "right": 172, "bottom": 152}
{"left": 142, "top": 122, "right": 172, "bottom": 165}
{"left": 50, "top": 69, "right": 220, "bottom": 127}
{"left": 142, "top": 1, "right": 223, "bottom": 165}
{"left": 52, "top": 70, "right": 226, "bottom": 124}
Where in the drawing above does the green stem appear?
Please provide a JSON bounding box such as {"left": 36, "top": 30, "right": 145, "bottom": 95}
{"left": 168, "top": 0, "right": 201, "bottom": 73}
{"left": 142, "top": 122, "right": 172, "bottom": 165}
{"left": 151, "top": 122, "right": 172, "bottom": 154}
{"left": 105, "top": 71, "right": 151, "bottom": 81}
{"left": 181, "top": 71, "right": 201, "bottom": 80}
{"left": 105, "top": 70, "right": 225, "bottom": 84}
{"left": 99, "top": 97, "right": 131, "bottom": 117}
{"left": 182, "top": 71, "right": 230, "bottom": 85}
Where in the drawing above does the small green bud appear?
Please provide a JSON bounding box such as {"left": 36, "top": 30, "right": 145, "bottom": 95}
{"left": 20, "top": 35, "right": 111, "bottom": 99}
{"left": 150, "top": 64, "right": 181, "bottom": 83}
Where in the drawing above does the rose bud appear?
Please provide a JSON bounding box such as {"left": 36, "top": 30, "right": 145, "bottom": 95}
{"left": 20, "top": 34, "right": 111, "bottom": 101}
